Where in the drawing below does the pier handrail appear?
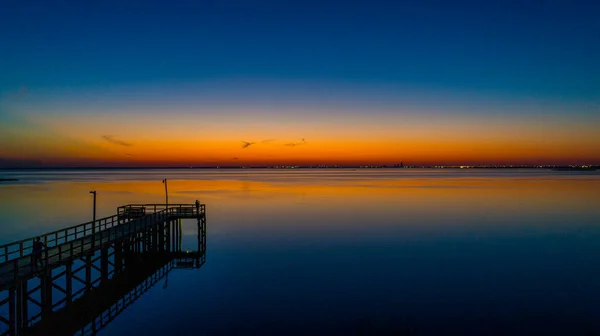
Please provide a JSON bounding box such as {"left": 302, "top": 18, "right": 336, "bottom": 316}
{"left": 0, "top": 210, "right": 170, "bottom": 287}
{"left": 0, "top": 213, "right": 126, "bottom": 264}
{"left": 117, "top": 203, "right": 205, "bottom": 217}
{"left": 1, "top": 204, "right": 205, "bottom": 264}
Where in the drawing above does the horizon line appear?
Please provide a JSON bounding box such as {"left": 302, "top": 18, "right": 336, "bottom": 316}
{"left": 1, "top": 164, "right": 598, "bottom": 170}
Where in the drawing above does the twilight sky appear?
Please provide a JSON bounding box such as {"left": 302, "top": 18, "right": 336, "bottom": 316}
{"left": 1, "top": 0, "right": 599, "bottom": 167}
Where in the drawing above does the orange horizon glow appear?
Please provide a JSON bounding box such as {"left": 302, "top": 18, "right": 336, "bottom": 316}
{"left": 1, "top": 85, "right": 599, "bottom": 167}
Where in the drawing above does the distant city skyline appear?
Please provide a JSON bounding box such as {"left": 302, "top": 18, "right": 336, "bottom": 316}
{"left": 1, "top": 1, "right": 599, "bottom": 166}
{"left": 0, "top": 158, "right": 597, "bottom": 169}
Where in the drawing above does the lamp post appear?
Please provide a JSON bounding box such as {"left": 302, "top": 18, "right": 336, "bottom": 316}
{"left": 162, "top": 179, "right": 168, "bottom": 210}
{"left": 90, "top": 191, "right": 97, "bottom": 246}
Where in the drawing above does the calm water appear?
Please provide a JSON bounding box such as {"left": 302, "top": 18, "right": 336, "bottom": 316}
{"left": 1, "top": 169, "right": 600, "bottom": 335}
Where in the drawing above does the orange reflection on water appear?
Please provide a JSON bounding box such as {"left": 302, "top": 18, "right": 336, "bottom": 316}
{"left": 1, "top": 176, "right": 599, "bottom": 243}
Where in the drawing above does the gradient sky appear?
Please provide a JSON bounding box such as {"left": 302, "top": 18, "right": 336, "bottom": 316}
{"left": 1, "top": 0, "right": 599, "bottom": 166}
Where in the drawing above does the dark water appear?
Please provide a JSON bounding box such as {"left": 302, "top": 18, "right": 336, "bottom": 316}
{"left": 1, "top": 169, "right": 600, "bottom": 335}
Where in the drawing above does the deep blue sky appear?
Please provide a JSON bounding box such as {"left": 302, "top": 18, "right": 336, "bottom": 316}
{"left": 1, "top": 1, "right": 600, "bottom": 167}
{"left": 1, "top": 0, "right": 600, "bottom": 102}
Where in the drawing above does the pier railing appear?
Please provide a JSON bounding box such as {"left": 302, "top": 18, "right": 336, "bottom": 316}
{"left": 0, "top": 214, "right": 127, "bottom": 265}
{"left": 117, "top": 203, "right": 205, "bottom": 219}
{"left": 0, "top": 211, "right": 170, "bottom": 287}
{"left": 1, "top": 204, "right": 204, "bottom": 265}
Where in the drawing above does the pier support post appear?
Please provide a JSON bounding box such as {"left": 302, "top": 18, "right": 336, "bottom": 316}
{"left": 171, "top": 220, "right": 175, "bottom": 251}
{"left": 85, "top": 254, "right": 92, "bottom": 290}
{"left": 101, "top": 246, "right": 109, "bottom": 282}
{"left": 144, "top": 231, "right": 148, "bottom": 254}
{"left": 9, "top": 287, "right": 16, "bottom": 336}
{"left": 179, "top": 219, "right": 183, "bottom": 252}
{"left": 196, "top": 218, "right": 204, "bottom": 255}
{"left": 15, "top": 285, "right": 22, "bottom": 335}
{"left": 147, "top": 230, "right": 151, "bottom": 253}
{"left": 17, "top": 281, "right": 28, "bottom": 333}
{"left": 140, "top": 231, "right": 146, "bottom": 253}
{"left": 158, "top": 223, "right": 165, "bottom": 252}
{"left": 66, "top": 261, "right": 73, "bottom": 305}
{"left": 165, "top": 220, "right": 171, "bottom": 252}
{"left": 41, "top": 269, "right": 53, "bottom": 320}
{"left": 151, "top": 225, "right": 158, "bottom": 253}
{"left": 198, "top": 212, "right": 206, "bottom": 257}
{"left": 122, "top": 238, "right": 132, "bottom": 267}
{"left": 114, "top": 241, "right": 123, "bottom": 272}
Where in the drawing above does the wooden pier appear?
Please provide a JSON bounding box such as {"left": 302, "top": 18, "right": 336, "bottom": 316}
{"left": 0, "top": 202, "right": 206, "bottom": 336}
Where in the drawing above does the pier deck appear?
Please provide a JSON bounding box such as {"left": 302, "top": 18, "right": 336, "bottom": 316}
{"left": 0, "top": 203, "right": 206, "bottom": 336}
{"left": 0, "top": 204, "right": 204, "bottom": 291}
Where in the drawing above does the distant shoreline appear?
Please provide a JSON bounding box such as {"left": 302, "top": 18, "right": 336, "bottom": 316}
{"left": 0, "top": 166, "right": 597, "bottom": 171}
{"left": 0, "top": 178, "right": 19, "bottom": 182}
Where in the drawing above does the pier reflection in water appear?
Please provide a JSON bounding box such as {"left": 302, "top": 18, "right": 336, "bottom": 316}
{"left": 32, "top": 229, "right": 205, "bottom": 336}
{"left": 0, "top": 206, "right": 206, "bottom": 336}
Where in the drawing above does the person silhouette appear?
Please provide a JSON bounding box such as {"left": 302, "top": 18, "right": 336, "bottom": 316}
{"left": 195, "top": 200, "right": 200, "bottom": 213}
{"left": 32, "top": 237, "right": 46, "bottom": 269}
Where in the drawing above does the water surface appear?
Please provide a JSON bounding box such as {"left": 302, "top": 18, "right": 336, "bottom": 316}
{"left": 1, "top": 169, "right": 600, "bottom": 335}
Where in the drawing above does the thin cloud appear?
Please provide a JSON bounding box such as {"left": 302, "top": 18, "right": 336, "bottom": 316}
{"left": 102, "top": 135, "right": 132, "bottom": 147}
{"left": 242, "top": 139, "right": 275, "bottom": 148}
{"left": 285, "top": 138, "right": 306, "bottom": 147}
{"left": 126, "top": 153, "right": 135, "bottom": 156}
{"left": 232, "top": 157, "right": 239, "bottom": 160}
{"left": 241, "top": 141, "right": 255, "bottom": 149}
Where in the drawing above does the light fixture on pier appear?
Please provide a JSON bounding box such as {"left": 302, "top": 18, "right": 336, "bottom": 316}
{"left": 90, "top": 191, "right": 97, "bottom": 243}
{"left": 162, "top": 179, "right": 168, "bottom": 209}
